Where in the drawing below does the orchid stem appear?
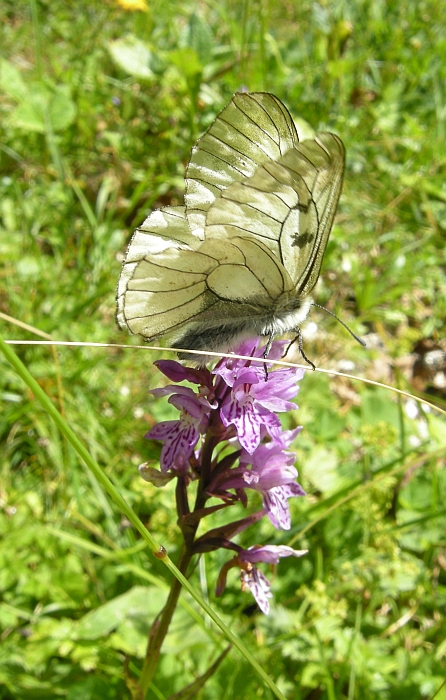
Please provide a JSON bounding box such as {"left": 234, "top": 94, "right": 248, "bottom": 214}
{"left": 139, "top": 449, "right": 212, "bottom": 694}
{"left": 139, "top": 543, "right": 194, "bottom": 696}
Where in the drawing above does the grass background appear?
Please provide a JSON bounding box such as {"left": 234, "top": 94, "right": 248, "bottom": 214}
{"left": 1, "top": 0, "right": 445, "bottom": 698}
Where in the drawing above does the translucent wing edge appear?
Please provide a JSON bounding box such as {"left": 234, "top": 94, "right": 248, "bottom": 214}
{"left": 116, "top": 206, "right": 200, "bottom": 335}
{"left": 295, "top": 133, "right": 345, "bottom": 296}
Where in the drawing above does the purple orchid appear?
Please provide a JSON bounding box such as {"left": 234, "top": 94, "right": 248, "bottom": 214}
{"left": 213, "top": 342, "right": 304, "bottom": 454}
{"left": 216, "top": 544, "right": 308, "bottom": 614}
{"left": 142, "top": 338, "right": 308, "bottom": 613}
{"left": 239, "top": 544, "right": 308, "bottom": 613}
{"left": 145, "top": 385, "right": 215, "bottom": 472}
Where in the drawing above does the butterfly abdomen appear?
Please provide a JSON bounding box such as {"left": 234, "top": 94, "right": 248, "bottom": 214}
{"left": 173, "top": 296, "right": 313, "bottom": 362}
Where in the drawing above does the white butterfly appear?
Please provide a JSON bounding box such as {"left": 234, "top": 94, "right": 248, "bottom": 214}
{"left": 116, "top": 92, "right": 345, "bottom": 361}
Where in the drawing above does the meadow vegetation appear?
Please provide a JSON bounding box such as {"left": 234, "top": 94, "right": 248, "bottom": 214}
{"left": 1, "top": 0, "right": 445, "bottom": 698}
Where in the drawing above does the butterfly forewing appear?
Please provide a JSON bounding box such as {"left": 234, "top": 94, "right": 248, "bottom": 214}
{"left": 204, "top": 133, "right": 345, "bottom": 287}
{"left": 185, "top": 92, "right": 299, "bottom": 237}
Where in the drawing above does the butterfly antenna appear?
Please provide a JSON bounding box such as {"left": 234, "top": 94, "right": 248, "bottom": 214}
{"left": 311, "top": 303, "right": 366, "bottom": 347}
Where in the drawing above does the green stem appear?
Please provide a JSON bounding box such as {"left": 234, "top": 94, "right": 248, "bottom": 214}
{"left": 139, "top": 408, "right": 223, "bottom": 692}
{"left": 139, "top": 544, "right": 194, "bottom": 696}
{"left": 139, "top": 431, "right": 216, "bottom": 692}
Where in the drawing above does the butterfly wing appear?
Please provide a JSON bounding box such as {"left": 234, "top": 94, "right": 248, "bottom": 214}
{"left": 284, "top": 133, "right": 345, "bottom": 296}
{"left": 171, "top": 235, "right": 295, "bottom": 355}
{"left": 204, "top": 132, "right": 345, "bottom": 294}
{"left": 116, "top": 206, "right": 214, "bottom": 340}
{"left": 185, "top": 92, "right": 299, "bottom": 237}
{"left": 116, "top": 206, "right": 292, "bottom": 346}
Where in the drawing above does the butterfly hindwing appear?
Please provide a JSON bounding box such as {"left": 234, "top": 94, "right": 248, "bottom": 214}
{"left": 116, "top": 206, "right": 292, "bottom": 346}
{"left": 117, "top": 207, "right": 213, "bottom": 339}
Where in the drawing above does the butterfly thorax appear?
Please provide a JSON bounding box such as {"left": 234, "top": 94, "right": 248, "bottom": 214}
{"left": 259, "top": 296, "right": 313, "bottom": 336}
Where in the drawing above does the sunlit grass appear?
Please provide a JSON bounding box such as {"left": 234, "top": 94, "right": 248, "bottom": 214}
{"left": 1, "top": 1, "right": 445, "bottom": 698}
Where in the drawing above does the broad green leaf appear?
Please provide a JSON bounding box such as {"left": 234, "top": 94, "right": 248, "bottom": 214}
{"left": 74, "top": 586, "right": 165, "bottom": 640}
{"left": 304, "top": 446, "right": 345, "bottom": 494}
{"left": 184, "top": 13, "right": 213, "bottom": 64}
{"left": 67, "top": 677, "right": 116, "bottom": 700}
{"left": 47, "top": 84, "right": 77, "bottom": 131}
{"left": 108, "top": 36, "right": 155, "bottom": 78}
{"left": 169, "top": 47, "right": 203, "bottom": 78}
{"left": 7, "top": 83, "right": 76, "bottom": 133}
{"left": 0, "top": 58, "right": 28, "bottom": 101}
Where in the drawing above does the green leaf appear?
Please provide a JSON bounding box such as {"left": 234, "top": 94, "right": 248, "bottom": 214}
{"left": 47, "top": 84, "right": 77, "bottom": 131}
{"left": 67, "top": 676, "right": 116, "bottom": 700}
{"left": 7, "top": 83, "right": 76, "bottom": 133}
{"left": 108, "top": 36, "right": 155, "bottom": 79}
{"left": 185, "top": 13, "right": 213, "bottom": 64}
{"left": 74, "top": 585, "right": 164, "bottom": 640}
{"left": 16, "top": 256, "right": 41, "bottom": 277}
{"left": 0, "top": 59, "right": 28, "bottom": 101}
{"left": 304, "top": 446, "right": 346, "bottom": 494}
{"left": 361, "top": 391, "right": 400, "bottom": 427}
{"left": 169, "top": 48, "right": 203, "bottom": 78}
{"left": 108, "top": 621, "right": 147, "bottom": 657}
{"left": 8, "top": 100, "right": 47, "bottom": 133}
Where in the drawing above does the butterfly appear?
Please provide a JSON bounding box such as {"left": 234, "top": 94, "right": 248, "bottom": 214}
{"left": 116, "top": 92, "right": 345, "bottom": 362}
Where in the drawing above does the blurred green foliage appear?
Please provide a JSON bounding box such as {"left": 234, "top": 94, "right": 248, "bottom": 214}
{"left": 1, "top": 0, "right": 445, "bottom": 698}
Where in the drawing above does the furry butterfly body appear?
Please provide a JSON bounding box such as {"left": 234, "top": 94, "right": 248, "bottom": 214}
{"left": 116, "top": 92, "right": 345, "bottom": 360}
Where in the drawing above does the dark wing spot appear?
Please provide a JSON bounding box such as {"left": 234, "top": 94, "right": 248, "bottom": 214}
{"left": 292, "top": 231, "right": 315, "bottom": 249}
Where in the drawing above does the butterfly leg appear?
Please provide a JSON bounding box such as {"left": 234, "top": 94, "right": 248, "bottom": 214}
{"left": 262, "top": 332, "right": 275, "bottom": 380}
{"left": 283, "top": 329, "right": 316, "bottom": 371}
{"left": 263, "top": 332, "right": 275, "bottom": 360}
